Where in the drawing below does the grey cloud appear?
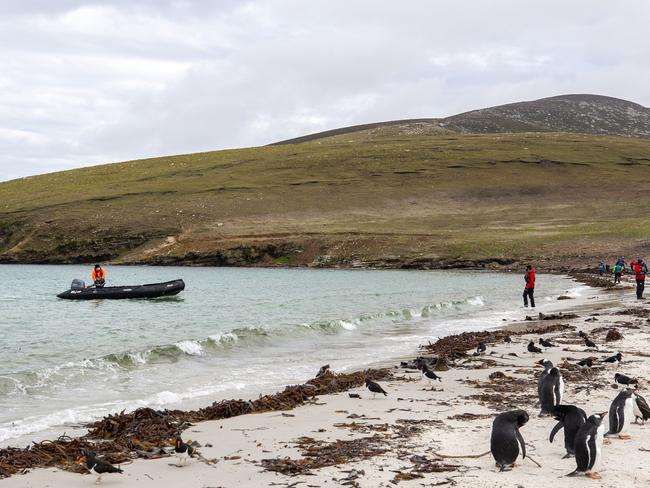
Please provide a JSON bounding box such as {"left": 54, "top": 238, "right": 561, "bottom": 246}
{"left": 0, "top": 0, "right": 649, "bottom": 181}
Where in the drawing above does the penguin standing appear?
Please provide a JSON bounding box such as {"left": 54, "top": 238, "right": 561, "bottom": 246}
{"left": 490, "top": 410, "right": 529, "bottom": 471}
{"left": 633, "top": 393, "right": 650, "bottom": 424}
{"left": 569, "top": 412, "right": 607, "bottom": 479}
{"left": 549, "top": 404, "right": 587, "bottom": 458}
{"left": 607, "top": 388, "right": 635, "bottom": 439}
{"left": 536, "top": 359, "right": 553, "bottom": 398}
{"left": 539, "top": 367, "right": 564, "bottom": 416}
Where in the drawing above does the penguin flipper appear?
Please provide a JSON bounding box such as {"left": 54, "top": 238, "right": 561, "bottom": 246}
{"left": 549, "top": 421, "right": 564, "bottom": 443}
{"left": 515, "top": 429, "right": 526, "bottom": 459}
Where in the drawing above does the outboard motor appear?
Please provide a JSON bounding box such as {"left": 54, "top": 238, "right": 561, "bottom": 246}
{"left": 71, "top": 279, "right": 85, "bottom": 290}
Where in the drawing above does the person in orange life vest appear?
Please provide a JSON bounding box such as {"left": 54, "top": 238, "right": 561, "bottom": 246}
{"left": 92, "top": 264, "right": 106, "bottom": 288}
{"left": 633, "top": 258, "right": 647, "bottom": 300}
{"left": 523, "top": 265, "right": 535, "bottom": 307}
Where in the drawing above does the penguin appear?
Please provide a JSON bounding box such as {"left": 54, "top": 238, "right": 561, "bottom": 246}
{"left": 614, "top": 373, "right": 638, "bottom": 386}
{"left": 539, "top": 367, "right": 564, "bottom": 416}
{"left": 174, "top": 436, "right": 197, "bottom": 466}
{"left": 77, "top": 450, "right": 123, "bottom": 484}
{"left": 584, "top": 337, "right": 597, "bottom": 349}
{"left": 633, "top": 393, "right": 650, "bottom": 424}
{"left": 420, "top": 364, "right": 442, "bottom": 384}
{"left": 568, "top": 412, "right": 607, "bottom": 479}
{"left": 365, "top": 378, "right": 387, "bottom": 398}
{"left": 490, "top": 409, "right": 529, "bottom": 471}
{"left": 549, "top": 404, "right": 587, "bottom": 458}
{"left": 535, "top": 358, "right": 553, "bottom": 398}
{"left": 539, "top": 338, "right": 556, "bottom": 347}
{"left": 607, "top": 388, "right": 635, "bottom": 439}
{"left": 577, "top": 357, "right": 594, "bottom": 369}
{"left": 602, "top": 352, "right": 622, "bottom": 364}
{"left": 527, "top": 341, "right": 543, "bottom": 353}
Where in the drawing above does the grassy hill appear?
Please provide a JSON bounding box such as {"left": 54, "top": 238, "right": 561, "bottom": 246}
{"left": 2, "top": 130, "right": 650, "bottom": 269}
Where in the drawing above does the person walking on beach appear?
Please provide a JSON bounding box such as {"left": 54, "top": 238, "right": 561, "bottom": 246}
{"left": 633, "top": 258, "right": 647, "bottom": 299}
{"left": 92, "top": 264, "right": 106, "bottom": 288}
{"left": 523, "top": 265, "right": 535, "bottom": 308}
{"left": 598, "top": 262, "right": 605, "bottom": 275}
{"left": 613, "top": 262, "right": 622, "bottom": 284}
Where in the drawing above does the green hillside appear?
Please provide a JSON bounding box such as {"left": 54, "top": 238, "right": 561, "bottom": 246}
{"left": 1, "top": 131, "right": 650, "bottom": 269}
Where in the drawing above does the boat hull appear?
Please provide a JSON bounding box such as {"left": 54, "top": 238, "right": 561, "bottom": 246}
{"left": 57, "top": 279, "right": 185, "bottom": 300}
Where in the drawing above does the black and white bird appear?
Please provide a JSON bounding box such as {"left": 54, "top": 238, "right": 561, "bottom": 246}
{"left": 421, "top": 364, "right": 442, "bottom": 384}
{"left": 633, "top": 393, "right": 650, "bottom": 424}
{"left": 527, "top": 341, "right": 543, "bottom": 354}
{"left": 536, "top": 359, "right": 553, "bottom": 398}
{"left": 602, "top": 352, "right": 622, "bottom": 364}
{"left": 174, "top": 436, "right": 197, "bottom": 466}
{"left": 365, "top": 378, "right": 387, "bottom": 398}
{"left": 504, "top": 335, "right": 512, "bottom": 343}
{"left": 476, "top": 342, "right": 487, "bottom": 355}
{"left": 568, "top": 412, "right": 607, "bottom": 479}
{"left": 584, "top": 337, "right": 597, "bottom": 349}
{"left": 549, "top": 404, "right": 587, "bottom": 458}
{"left": 577, "top": 357, "right": 594, "bottom": 369}
{"left": 607, "top": 388, "right": 635, "bottom": 439}
{"left": 614, "top": 373, "right": 638, "bottom": 386}
{"left": 539, "top": 338, "right": 556, "bottom": 348}
{"left": 539, "top": 367, "right": 564, "bottom": 416}
{"left": 77, "top": 450, "right": 123, "bottom": 484}
{"left": 578, "top": 330, "right": 588, "bottom": 339}
{"left": 490, "top": 410, "right": 529, "bottom": 471}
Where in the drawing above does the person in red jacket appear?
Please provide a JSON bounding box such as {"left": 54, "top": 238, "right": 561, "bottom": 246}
{"left": 523, "top": 265, "right": 535, "bottom": 307}
{"left": 633, "top": 258, "right": 647, "bottom": 299}
{"left": 91, "top": 264, "right": 106, "bottom": 288}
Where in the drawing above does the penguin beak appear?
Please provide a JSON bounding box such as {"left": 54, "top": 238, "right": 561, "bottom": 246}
{"left": 76, "top": 455, "right": 86, "bottom": 463}
{"left": 601, "top": 411, "right": 608, "bottom": 417}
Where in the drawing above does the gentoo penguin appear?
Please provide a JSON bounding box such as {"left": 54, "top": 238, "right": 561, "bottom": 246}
{"left": 77, "top": 450, "right": 123, "bottom": 484}
{"left": 568, "top": 412, "right": 607, "bottom": 479}
{"left": 420, "top": 364, "right": 442, "bottom": 384}
{"left": 527, "top": 341, "right": 543, "bottom": 353}
{"left": 614, "top": 373, "right": 638, "bottom": 386}
{"left": 539, "top": 338, "right": 556, "bottom": 347}
{"left": 174, "top": 436, "right": 197, "bottom": 466}
{"left": 584, "top": 337, "right": 597, "bottom": 349}
{"left": 607, "top": 388, "right": 635, "bottom": 439}
{"left": 549, "top": 404, "right": 587, "bottom": 458}
{"left": 602, "top": 352, "right": 622, "bottom": 364}
{"left": 535, "top": 358, "right": 553, "bottom": 398}
{"left": 539, "top": 367, "right": 564, "bottom": 416}
{"left": 490, "top": 410, "right": 529, "bottom": 471}
{"left": 577, "top": 357, "right": 594, "bottom": 369}
{"left": 365, "top": 378, "right": 387, "bottom": 398}
{"left": 633, "top": 393, "right": 650, "bottom": 424}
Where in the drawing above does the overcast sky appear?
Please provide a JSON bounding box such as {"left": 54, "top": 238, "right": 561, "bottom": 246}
{"left": 1, "top": 1, "right": 649, "bottom": 181}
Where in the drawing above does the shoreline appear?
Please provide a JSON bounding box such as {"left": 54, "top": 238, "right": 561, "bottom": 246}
{"left": 3, "top": 273, "right": 646, "bottom": 487}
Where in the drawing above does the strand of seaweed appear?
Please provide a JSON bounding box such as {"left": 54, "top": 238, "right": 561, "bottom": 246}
{"left": 0, "top": 368, "right": 391, "bottom": 479}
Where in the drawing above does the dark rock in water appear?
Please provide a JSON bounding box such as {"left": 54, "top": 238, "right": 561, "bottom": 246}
{"left": 557, "top": 295, "right": 574, "bottom": 300}
{"left": 525, "top": 316, "right": 534, "bottom": 321}
{"left": 605, "top": 329, "right": 623, "bottom": 342}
